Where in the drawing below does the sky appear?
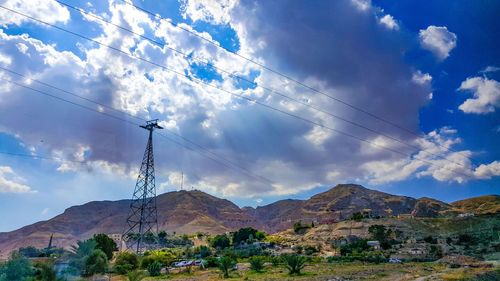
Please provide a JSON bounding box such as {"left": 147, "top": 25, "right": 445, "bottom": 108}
{"left": 0, "top": 0, "right": 499, "bottom": 232}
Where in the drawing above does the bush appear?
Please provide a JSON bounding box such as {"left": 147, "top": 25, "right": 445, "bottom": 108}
{"left": 83, "top": 249, "right": 108, "bottom": 276}
{"left": 424, "top": 236, "right": 437, "bottom": 244}
{"left": 249, "top": 256, "right": 264, "bottom": 272}
{"left": 204, "top": 256, "right": 218, "bottom": 268}
{"left": 271, "top": 256, "right": 281, "bottom": 266}
{"left": 125, "top": 270, "right": 145, "bottom": 281}
{"left": 218, "top": 256, "right": 235, "bottom": 278}
{"left": 211, "top": 235, "right": 231, "bottom": 249}
{"left": 281, "top": 254, "right": 306, "bottom": 275}
{"left": 32, "top": 260, "right": 63, "bottom": 281}
{"left": 114, "top": 252, "right": 139, "bottom": 274}
{"left": 0, "top": 251, "right": 33, "bottom": 281}
{"left": 147, "top": 261, "right": 162, "bottom": 276}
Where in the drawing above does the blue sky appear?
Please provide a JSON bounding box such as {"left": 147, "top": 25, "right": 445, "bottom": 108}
{"left": 0, "top": 0, "right": 499, "bottom": 232}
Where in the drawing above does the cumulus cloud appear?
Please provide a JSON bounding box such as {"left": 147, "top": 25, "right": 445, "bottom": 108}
{"left": 364, "top": 127, "right": 500, "bottom": 184}
{"left": 0, "top": 0, "right": 497, "bottom": 201}
{"left": 0, "top": 166, "right": 34, "bottom": 193}
{"left": 419, "top": 25, "right": 457, "bottom": 60}
{"left": 412, "top": 70, "right": 432, "bottom": 85}
{"left": 458, "top": 76, "right": 500, "bottom": 114}
{"left": 379, "top": 14, "right": 399, "bottom": 30}
{"left": 0, "top": 0, "right": 70, "bottom": 26}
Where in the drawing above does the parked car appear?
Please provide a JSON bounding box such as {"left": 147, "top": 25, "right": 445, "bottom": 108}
{"left": 389, "top": 258, "right": 402, "bottom": 263}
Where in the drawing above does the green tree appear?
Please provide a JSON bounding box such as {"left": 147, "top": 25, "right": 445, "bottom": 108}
{"left": 70, "top": 239, "right": 97, "bottom": 272}
{"left": 83, "top": 249, "right": 108, "bottom": 276}
{"left": 368, "top": 225, "right": 387, "bottom": 242}
{"left": 351, "top": 212, "right": 365, "bottom": 221}
{"left": 147, "top": 261, "right": 162, "bottom": 277}
{"left": 217, "top": 256, "right": 235, "bottom": 278}
{"left": 32, "top": 261, "right": 63, "bottom": 281}
{"left": 232, "top": 227, "right": 262, "bottom": 245}
{"left": 114, "top": 252, "right": 139, "bottom": 274}
{"left": 158, "top": 231, "right": 167, "bottom": 245}
{"left": 211, "top": 234, "right": 231, "bottom": 249}
{"left": 93, "top": 234, "right": 118, "bottom": 260}
{"left": 0, "top": 251, "right": 33, "bottom": 281}
{"left": 281, "top": 254, "right": 306, "bottom": 275}
{"left": 249, "top": 256, "right": 264, "bottom": 272}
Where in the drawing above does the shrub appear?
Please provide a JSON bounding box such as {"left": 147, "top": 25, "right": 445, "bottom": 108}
{"left": 249, "top": 256, "right": 264, "bottom": 272}
{"left": 147, "top": 261, "right": 162, "bottom": 276}
{"left": 126, "top": 270, "right": 145, "bottom": 281}
{"left": 271, "top": 256, "right": 281, "bottom": 266}
{"left": 32, "top": 260, "right": 62, "bottom": 281}
{"left": 424, "top": 236, "right": 437, "bottom": 244}
{"left": 114, "top": 252, "right": 139, "bottom": 274}
{"left": 211, "top": 235, "right": 231, "bottom": 249}
{"left": 83, "top": 249, "right": 108, "bottom": 276}
{"left": 1, "top": 251, "right": 33, "bottom": 281}
{"left": 281, "top": 254, "right": 306, "bottom": 275}
{"left": 204, "top": 256, "right": 218, "bottom": 268}
{"left": 218, "top": 256, "right": 235, "bottom": 278}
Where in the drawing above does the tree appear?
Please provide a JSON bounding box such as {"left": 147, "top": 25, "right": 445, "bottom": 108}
{"left": 0, "top": 251, "right": 33, "bottom": 281}
{"left": 217, "top": 256, "right": 235, "bottom": 278}
{"left": 350, "top": 212, "right": 365, "bottom": 221}
{"left": 147, "top": 261, "right": 162, "bottom": 277}
{"left": 249, "top": 256, "right": 264, "bottom": 272}
{"left": 368, "top": 225, "right": 387, "bottom": 242}
{"left": 232, "top": 227, "right": 262, "bottom": 245}
{"left": 281, "top": 254, "right": 306, "bottom": 275}
{"left": 158, "top": 231, "right": 167, "bottom": 245}
{"left": 83, "top": 249, "right": 108, "bottom": 276}
{"left": 32, "top": 261, "right": 63, "bottom": 281}
{"left": 93, "top": 234, "right": 118, "bottom": 260}
{"left": 70, "top": 239, "right": 97, "bottom": 272}
{"left": 114, "top": 252, "right": 139, "bottom": 274}
{"left": 211, "top": 234, "right": 231, "bottom": 249}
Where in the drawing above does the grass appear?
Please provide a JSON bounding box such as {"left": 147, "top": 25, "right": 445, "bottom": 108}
{"left": 104, "top": 262, "right": 498, "bottom": 280}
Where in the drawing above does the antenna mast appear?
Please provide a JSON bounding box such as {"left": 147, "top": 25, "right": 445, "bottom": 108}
{"left": 123, "top": 119, "right": 163, "bottom": 256}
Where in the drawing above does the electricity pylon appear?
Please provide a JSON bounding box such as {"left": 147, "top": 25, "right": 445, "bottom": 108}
{"left": 123, "top": 119, "right": 163, "bottom": 256}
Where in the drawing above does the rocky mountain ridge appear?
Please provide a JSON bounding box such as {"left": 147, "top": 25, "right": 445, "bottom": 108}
{"left": 0, "top": 184, "right": 497, "bottom": 258}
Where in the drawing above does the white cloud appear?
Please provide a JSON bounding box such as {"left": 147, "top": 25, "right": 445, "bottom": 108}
{"left": 379, "top": 14, "right": 399, "bottom": 30}
{"left": 351, "top": 0, "right": 371, "bottom": 11}
{"left": 419, "top": 26, "right": 457, "bottom": 60}
{"left": 363, "top": 127, "right": 500, "bottom": 184}
{"left": 481, "top": 66, "right": 500, "bottom": 73}
{"left": 0, "top": 166, "right": 34, "bottom": 193}
{"left": 412, "top": 70, "right": 432, "bottom": 85}
{"left": 0, "top": 0, "right": 70, "bottom": 26}
{"left": 180, "top": 0, "right": 236, "bottom": 24}
{"left": 458, "top": 76, "right": 500, "bottom": 114}
{"left": 473, "top": 161, "right": 500, "bottom": 179}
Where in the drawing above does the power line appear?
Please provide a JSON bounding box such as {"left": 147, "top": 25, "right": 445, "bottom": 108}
{"left": 0, "top": 151, "right": 85, "bottom": 164}
{"left": 0, "top": 75, "right": 273, "bottom": 184}
{"left": 0, "top": 5, "right": 475, "bottom": 180}
{"left": 0, "top": 66, "right": 272, "bottom": 184}
{"left": 115, "top": 0, "right": 480, "bottom": 165}
{"left": 52, "top": 0, "right": 470, "bottom": 168}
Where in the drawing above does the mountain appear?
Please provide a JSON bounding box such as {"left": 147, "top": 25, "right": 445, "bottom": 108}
{"left": 450, "top": 195, "right": 500, "bottom": 214}
{"left": 0, "top": 190, "right": 257, "bottom": 259}
{"left": 0, "top": 184, "right": 498, "bottom": 258}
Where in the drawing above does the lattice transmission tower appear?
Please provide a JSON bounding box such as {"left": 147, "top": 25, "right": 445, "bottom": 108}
{"left": 122, "top": 119, "right": 163, "bottom": 255}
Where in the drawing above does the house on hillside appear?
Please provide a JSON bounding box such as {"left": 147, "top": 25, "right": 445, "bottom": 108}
{"left": 367, "top": 240, "right": 380, "bottom": 250}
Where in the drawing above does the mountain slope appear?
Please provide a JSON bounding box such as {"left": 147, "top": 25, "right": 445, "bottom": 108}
{"left": 0, "top": 190, "right": 257, "bottom": 259}
{"left": 0, "top": 184, "right": 498, "bottom": 259}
